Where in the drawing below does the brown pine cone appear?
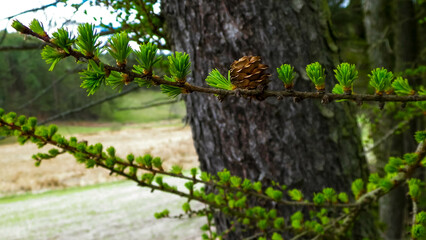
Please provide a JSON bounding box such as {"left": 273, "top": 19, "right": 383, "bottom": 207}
{"left": 230, "top": 56, "right": 270, "bottom": 90}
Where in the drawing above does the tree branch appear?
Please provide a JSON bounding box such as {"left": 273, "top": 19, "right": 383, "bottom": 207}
{"left": 362, "top": 119, "right": 411, "bottom": 155}
{"left": 0, "top": 43, "right": 46, "bottom": 51}
{"left": 336, "top": 139, "right": 426, "bottom": 236}
{"left": 18, "top": 66, "right": 82, "bottom": 110}
{"left": 5, "top": 0, "right": 64, "bottom": 20}
{"left": 15, "top": 25, "right": 426, "bottom": 104}
{"left": 39, "top": 86, "right": 139, "bottom": 125}
{"left": 117, "top": 99, "right": 180, "bottom": 111}
{"left": 412, "top": 196, "right": 418, "bottom": 229}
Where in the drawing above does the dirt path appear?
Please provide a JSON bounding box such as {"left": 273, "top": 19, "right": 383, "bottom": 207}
{"left": 0, "top": 124, "right": 198, "bottom": 195}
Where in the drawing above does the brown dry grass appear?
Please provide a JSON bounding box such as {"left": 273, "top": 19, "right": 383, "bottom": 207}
{"left": 0, "top": 124, "right": 198, "bottom": 196}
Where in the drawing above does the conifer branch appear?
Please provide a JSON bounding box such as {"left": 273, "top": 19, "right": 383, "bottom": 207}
{"left": 336, "top": 139, "right": 426, "bottom": 236}
{"left": 12, "top": 22, "right": 426, "bottom": 104}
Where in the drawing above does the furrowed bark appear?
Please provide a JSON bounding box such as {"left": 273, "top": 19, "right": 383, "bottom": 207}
{"left": 162, "top": 1, "right": 369, "bottom": 238}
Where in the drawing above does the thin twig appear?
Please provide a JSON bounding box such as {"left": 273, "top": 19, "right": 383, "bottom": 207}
{"left": 18, "top": 66, "right": 82, "bottom": 110}
{"left": 412, "top": 195, "right": 418, "bottom": 228}
{"left": 39, "top": 86, "right": 139, "bottom": 125}
{"left": 5, "top": 0, "right": 63, "bottom": 20}
{"left": 362, "top": 119, "right": 411, "bottom": 155}
{"left": 117, "top": 99, "right": 179, "bottom": 111}
{"left": 0, "top": 43, "right": 45, "bottom": 51}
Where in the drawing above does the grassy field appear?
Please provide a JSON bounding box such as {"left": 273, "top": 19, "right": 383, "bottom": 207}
{"left": 101, "top": 89, "right": 185, "bottom": 124}
{"left": 0, "top": 180, "right": 204, "bottom": 240}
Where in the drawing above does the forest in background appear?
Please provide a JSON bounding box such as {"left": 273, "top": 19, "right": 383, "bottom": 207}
{"left": 0, "top": 31, "right": 176, "bottom": 122}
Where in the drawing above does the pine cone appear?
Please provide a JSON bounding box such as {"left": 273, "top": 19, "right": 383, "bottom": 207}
{"left": 230, "top": 56, "right": 270, "bottom": 90}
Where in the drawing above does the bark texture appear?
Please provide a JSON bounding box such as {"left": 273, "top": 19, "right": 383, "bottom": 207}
{"left": 161, "top": 0, "right": 368, "bottom": 238}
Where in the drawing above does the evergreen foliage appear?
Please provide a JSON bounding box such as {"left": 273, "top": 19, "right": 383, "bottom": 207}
{"left": 205, "top": 69, "right": 233, "bottom": 90}
{"left": 276, "top": 64, "right": 296, "bottom": 89}
{"left": 76, "top": 23, "right": 100, "bottom": 57}
{"left": 107, "top": 32, "right": 132, "bottom": 66}
{"left": 334, "top": 62, "right": 358, "bottom": 94}
{"left": 368, "top": 68, "right": 394, "bottom": 95}
{"left": 306, "top": 62, "right": 326, "bottom": 91}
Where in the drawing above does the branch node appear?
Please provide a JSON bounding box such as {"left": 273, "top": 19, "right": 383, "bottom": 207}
{"left": 321, "top": 94, "right": 330, "bottom": 104}
{"left": 293, "top": 96, "right": 302, "bottom": 103}
{"left": 356, "top": 96, "right": 363, "bottom": 106}
{"left": 379, "top": 102, "right": 385, "bottom": 110}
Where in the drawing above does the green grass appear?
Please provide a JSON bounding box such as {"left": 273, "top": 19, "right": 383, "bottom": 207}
{"left": 0, "top": 136, "right": 17, "bottom": 145}
{"left": 101, "top": 89, "right": 186, "bottom": 124}
{"left": 0, "top": 180, "right": 128, "bottom": 204}
{"left": 0, "top": 89, "right": 186, "bottom": 143}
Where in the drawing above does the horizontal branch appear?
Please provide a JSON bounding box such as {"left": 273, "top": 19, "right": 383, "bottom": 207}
{"left": 18, "top": 26, "right": 426, "bottom": 104}
{"left": 150, "top": 75, "right": 426, "bottom": 103}
{"left": 117, "top": 99, "right": 180, "bottom": 111}
{"left": 0, "top": 115, "right": 358, "bottom": 208}
{"left": 39, "top": 86, "right": 139, "bottom": 125}
{"left": 18, "top": 66, "right": 82, "bottom": 110}
{"left": 0, "top": 44, "right": 46, "bottom": 51}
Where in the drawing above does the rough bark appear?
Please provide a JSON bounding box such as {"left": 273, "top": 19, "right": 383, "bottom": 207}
{"left": 162, "top": 0, "right": 368, "bottom": 238}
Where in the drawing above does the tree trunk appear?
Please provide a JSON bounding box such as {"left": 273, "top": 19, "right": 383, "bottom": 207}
{"left": 363, "top": 0, "right": 393, "bottom": 69}
{"left": 162, "top": 0, "right": 369, "bottom": 238}
{"left": 363, "top": 1, "right": 419, "bottom": 239}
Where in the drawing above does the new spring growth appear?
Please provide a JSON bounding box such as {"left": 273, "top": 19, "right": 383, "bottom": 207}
{"left": 334, "top": 62, "right": 358, "bottom": 95}
{"left": 42, "top": 28, "right": 75, "bottom": 71}
{"left": 107, "top": 32, "right": 132, "bottom": 67}
{"left": 168, "top": 52, "right": 191, "bottom": 83}
{"left": 414, "top": 213, "right": 426, "bottom": 238}
{"left": 392, "top": 77, "right": 415, "bottom": 96}
{"left": 408, "top": 178, "right": 422, "bottom": 201}
{"left": 41, "top": 45, "right": 67, "bottom": 71}
{"left": 205, "top": 69, "right": 233, "bottom": 90}
{"left": 105, "top": 71, "right": 126, "bottom": 92}
{"left": 306, "top": 62, "right": 326, "bottom": 92}
{"left": 51, "top": 28, "right": 75, "bottom": 54}
{"left": 76, "top": 23, "right": 100, "bottom": 58}
{"left": 11, "top": 20, "right": 31, "bottom": 34}
{"left": 291, "top": 211, "right": 304, "bottom": 230}
{"left": 80, "top": 60, "right": 107, "bottom": 95}
{"left": 411, "top": 224, "right": 425, "bottom": 239}
{"left": 351, "top": 179, "right": 364, "bottom": 200}
{"left": 368, "top": 68, "right": 394, "bottom": 95}
{"left": 29, "top": 19, "right": 49, "bottom": 40}
{"left": 134, "top": 42, "right": 161, "bottom": 75}
{"left": 277, "top": 64, "right": 296, "bottom": 90}
{"left": 288, "top": 189, "right": 303, "bottom": 201}
{"left": 160, "top": 52, "right": 192, "bottom": 98}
